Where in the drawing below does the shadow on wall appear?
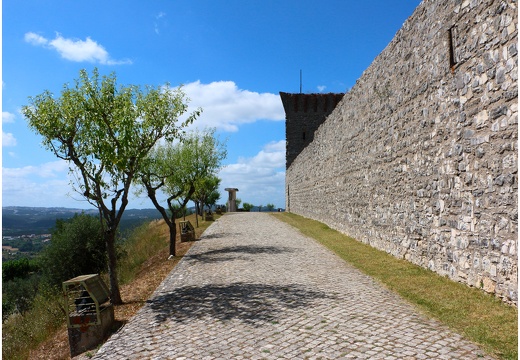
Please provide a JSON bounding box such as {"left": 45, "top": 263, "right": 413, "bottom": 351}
{"left": 148, "top": 283, "right": 335, "bottom": 326}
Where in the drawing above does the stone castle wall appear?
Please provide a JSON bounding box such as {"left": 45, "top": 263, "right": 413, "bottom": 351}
{"left": 285, "top": 0, "right": 518, "bottom": 304}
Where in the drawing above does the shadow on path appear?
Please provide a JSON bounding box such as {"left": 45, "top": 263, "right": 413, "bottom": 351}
{"left": 148, "top": 283, "right": 333, "bottom": 326}
{"left": 200, "top": 232, "right": 239, "bottom": 240}
{"left": 184, "top": 245, "right": 295, "bottom": 263}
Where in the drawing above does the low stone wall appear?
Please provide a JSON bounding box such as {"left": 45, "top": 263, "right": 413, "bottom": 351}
{"left": 286, "top": 0, "right": 518, "bottom": 304}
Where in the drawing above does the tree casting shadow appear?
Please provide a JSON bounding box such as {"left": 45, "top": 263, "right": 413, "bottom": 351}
{"left": 148, "top": 283, "right": 334, "bottom": 326}
{"left": 184, "top": 244, "right": 295, "bottom": 263}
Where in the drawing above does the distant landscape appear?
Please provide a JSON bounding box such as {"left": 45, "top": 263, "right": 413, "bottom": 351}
{"left": 2, "top": 205, "right": 283, "bottom": 236}
{"left": 2, "top": 206, "right": 164, "bottom": 236}
{"left": 1, "top": 205, "right": 282, "bottom": 261}
{"left": 2, "top": 206, "right": 165, "bottom": 261}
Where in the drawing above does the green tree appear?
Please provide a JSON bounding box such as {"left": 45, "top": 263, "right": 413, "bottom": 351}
{"left": 2, "top": 258, "right": 39, "bottom": 283}
{"left": 136, "top": 129, "right": 226, "bottom": 256}
{"left": 22, "top": 69, "right": 198, "bottom": 304}
{"left": 38, "top": 214, "right": 107, "bottom": 289}
{"left": 242, "top": 202, "right": 254, "bottom": 212}
{"left": 235, "top": 198, "right": 242, "bottom": 210}
{"left": 266, "top": 203, "right": 275, "bottom": 211}
{"left": 193, "top": 175, "right": 221, "bottom": 222}
{"left": 205, "top": 188, "right": 221, "bottom": 211}
{"left": 2, "top": 275, "right": 41, "bottom": 318}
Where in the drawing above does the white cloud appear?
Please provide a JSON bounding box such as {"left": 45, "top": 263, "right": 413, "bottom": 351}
{"left": 262, "top": 140, "right": 285, "bottom": 153}
{"left": 154, "top": 12, "right": 167, "bottom": 34}
{"left": 1, "top": 141, "right": 288, "bottom": 209}
{"left": 2, "top": 161, "right": 78, "bottom": 207}
{"left": 181, "top": 81, "right": 285, "bottom": 132}
{"left": 1, "top": 160, "right": 152, "bottom": 208}
{"left": 49, "top": 35, "right": 109, "bottom": 63}
{"left": 3, "top": 161, "right": 69, "bottom": 179}
{"left": 218, "top": 140, "right": 286, "bottom": 208}
{"left": 2, "top": 78, "right": 288, "bottom": 208}
{"left": 175, "top": 79, "right": 288, "bottom": 207}
{"left": 2, "top": 132, "right": 17, "bottom": 147}
{"left": 24, "top": 32, "right": 132, "bottom": 65}
{"left": 24, "top": 32, "right": 48, "bottom": 46}
{"left": 317, "top": 85, "right": 327, "bottom": 92}
{"left": 2, "top": 111, "right": 16, "bottom": 123}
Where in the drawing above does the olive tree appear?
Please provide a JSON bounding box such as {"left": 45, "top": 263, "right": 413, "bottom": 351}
{"left": 242, "top": 202, "right": 254, "bottom": 212}
{"left": 205, "top": 187, "right": 221, "bottom": 211}
{"left": 137, "top": 128, "right": 226, "bottom": 256}
{"left": 193, "top": 175, "right": 222, "bottom": 212}
{"left": 22, "top": 69, "right": 199, "bottom": 304}
{"left": 192, "top": 175, "right": 221, "bottom": 223}
{"left": 235, "top": 198, "right": 242, "bottom": 210}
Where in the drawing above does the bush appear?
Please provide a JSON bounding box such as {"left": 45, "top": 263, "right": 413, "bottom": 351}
{"left": 38, "top": 213, "right": 107, "bottom": 289}
{"left": 2, "top": 257, "right": 39, "bottom": 282}
{"left": 2, "top": 275, "right": 41, "bottom": 320}
{"left": 2, "top": 258, "right": 41, "bottom": 320}
{"left": 2, "top": 217, "right": 170, "bottom": 359}
{"left": 3, "top": 214, "right": 107, "bottom": 320}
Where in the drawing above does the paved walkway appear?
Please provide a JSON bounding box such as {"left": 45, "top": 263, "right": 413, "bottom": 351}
{"left": 94, "top": 213, "right": 493, "bottom": 359}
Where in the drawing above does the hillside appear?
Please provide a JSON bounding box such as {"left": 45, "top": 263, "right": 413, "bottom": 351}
{"left": 2, "top": 206, "right": 164, "bottom": 237}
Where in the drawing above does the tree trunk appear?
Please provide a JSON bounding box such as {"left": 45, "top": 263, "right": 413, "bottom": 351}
{"left": 105, "top": 229, "right": 122, "bottom": 305}
{"left": 169, "top": 221, "right": 177, "bottom": 257}
{"left": 193, "top": 202, "right": 199, "bottom": 227}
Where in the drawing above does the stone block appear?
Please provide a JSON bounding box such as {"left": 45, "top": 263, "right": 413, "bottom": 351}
{"left": 482, "top": 277, "right": 496, "bottom": 293}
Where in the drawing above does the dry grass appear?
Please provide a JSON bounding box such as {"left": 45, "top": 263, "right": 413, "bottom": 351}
{"left": 273, "top": 212, "right": 518, "bottom": 360}
{"left": 21, "top": 213, "right": 215, "bottom": 360}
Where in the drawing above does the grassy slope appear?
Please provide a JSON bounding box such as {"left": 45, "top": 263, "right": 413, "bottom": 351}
{"left": 273, "top": 212, "right": 518, "bottom": 360}
{"left": 2, "top": 213, "right": 214, "bottom": 360}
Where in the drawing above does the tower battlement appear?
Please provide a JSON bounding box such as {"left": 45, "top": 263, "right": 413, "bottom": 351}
{"left": 280, "top": 92, "right": 344, "bottom": 169}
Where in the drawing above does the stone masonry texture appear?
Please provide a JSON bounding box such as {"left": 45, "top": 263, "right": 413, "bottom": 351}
{"left": 94, "top": 213, "right": 494, "bottom": 359}
{"left": 284, "top": 0, "right": 517, "bottom": 304}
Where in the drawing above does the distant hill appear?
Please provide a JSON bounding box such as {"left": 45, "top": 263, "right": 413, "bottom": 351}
{"left": 251, "top": 206, "right": 284, "bottom": 212}
{"left": 2, "top": 206, "right": 164, "bottom": 237}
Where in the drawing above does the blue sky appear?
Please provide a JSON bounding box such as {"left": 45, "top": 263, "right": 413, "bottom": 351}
{"left": 2, "top": 0, "right": 421, "bottom": 210}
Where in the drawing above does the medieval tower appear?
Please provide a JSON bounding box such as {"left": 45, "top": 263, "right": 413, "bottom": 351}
{"left": 279, "top": 92, "right": 344, "bottom": 169}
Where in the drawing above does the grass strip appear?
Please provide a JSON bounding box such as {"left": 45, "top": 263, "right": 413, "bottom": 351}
{"left": 273, "top": 212, "right": 517, "bottom": 360}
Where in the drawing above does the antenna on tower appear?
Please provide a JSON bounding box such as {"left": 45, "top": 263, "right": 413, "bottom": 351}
{"left": 299, "top": 70, "right": 302, "bottom": 94}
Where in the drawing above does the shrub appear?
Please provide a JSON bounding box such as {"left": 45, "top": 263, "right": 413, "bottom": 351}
{"left": 38, "top": 213, "right": 107, "bottom": 289}
{"left": 2, "top": 275, "right": 41, "bottom": 320}
{"left": 2, "top": 257, "right": 39, "bottom": 282}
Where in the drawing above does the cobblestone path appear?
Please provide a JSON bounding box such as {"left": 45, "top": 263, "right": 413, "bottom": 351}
{"left": 94, "top": 213, "right": 493, "bottom": 359}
